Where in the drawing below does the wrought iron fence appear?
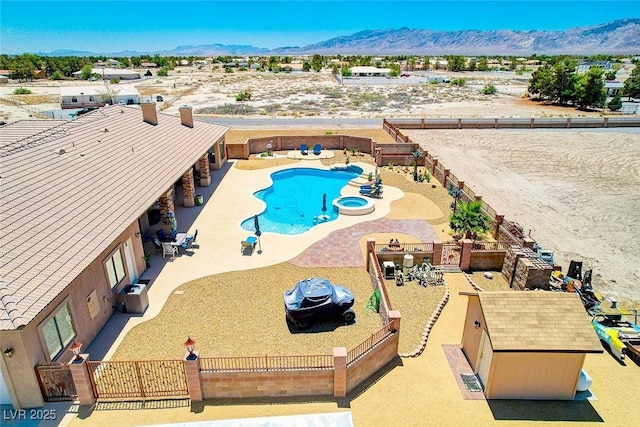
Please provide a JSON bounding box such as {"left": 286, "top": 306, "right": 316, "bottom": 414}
{"left": 374, "top": 242, "right": 434, "bottom": 253}
{"left": 87, "top": 359, "right": 188, "bottom": 399}
{"left": 347, "top": 323, "right": 396, "bottom": 365}
{"left": 471, "top": 241, "right": 511, "bottom": 251}
{"left": 199, "top": 354, "right": 333, "bottom": 372}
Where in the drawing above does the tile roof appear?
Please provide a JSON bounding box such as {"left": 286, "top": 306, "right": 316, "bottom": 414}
{"left": 0, "top": 106, "right": 228, "bottom": 330}
{"left": 478, "top": 291, "right": 602, "bottom": 353}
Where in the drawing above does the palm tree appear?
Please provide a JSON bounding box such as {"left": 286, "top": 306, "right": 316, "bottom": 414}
{"left": 449, "top": 200, "right": 492, "bottom": 240}
{"left": 411, "top": 149, "right": 423, "bottom": 182}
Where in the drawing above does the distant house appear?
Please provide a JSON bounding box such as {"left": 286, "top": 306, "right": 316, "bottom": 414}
{"left": 0, "top": 105, "right": 229, "bottom": 409}
{"left": 281, "top": 63, "right": 303, "bottom": 72}
{"left": 577, "top": 60, "right": 613, "bottom": 73}
{"left": 460, "top": 291, "right": 602, "bottom": 400}
{"left": 140, "top": 62, "right": 158, "bottom": 68}
{"left": 350, "top": 66, "right": 391, "bottom": 77}
{"left": 72, "top": 68, "right": 141, "bottom": 81}
{"left": 60, "top": 84, "right": 141, "bottom": 109}
{"left": 604, "top": 81, "right": 624, "bottom": 97}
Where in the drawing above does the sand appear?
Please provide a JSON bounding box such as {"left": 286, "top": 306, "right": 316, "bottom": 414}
{"left": 404, "top": 128, "right": 640, "bottom": 309}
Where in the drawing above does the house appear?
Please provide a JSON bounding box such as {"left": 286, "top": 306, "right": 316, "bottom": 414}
{"left": 460, "top": 291, "right": 602, "bottom": 400}
{"left": 604, "top": 81, "right": 624, "bottom": 97}
{"left": 140, "top": 62, "right": 158, "bottom": 68}
{"left": 72, "top": 68, "right": 141, "bottom": 81}
{"left": 60, "top": 84, "right": 141, "bottom": 109}
{"left": 281, "top": 63, "right": 303, "bottom": 72}
{"left": 577, "top": 60, "right": 613, "bottom": 73}
{"left": 0, "top": 105, "right": 229, "bottom": 409}
{"left": 350, "top": 66, "right": 391, "bottom": 77}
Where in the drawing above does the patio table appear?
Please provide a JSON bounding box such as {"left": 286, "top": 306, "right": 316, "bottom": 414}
{"left": 171, "top": 233, "right": 188, "bottom": 251}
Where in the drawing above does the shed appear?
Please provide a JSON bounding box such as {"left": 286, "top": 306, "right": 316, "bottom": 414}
{"left": 460, "top": 291, "right": 602, "bottom": 400}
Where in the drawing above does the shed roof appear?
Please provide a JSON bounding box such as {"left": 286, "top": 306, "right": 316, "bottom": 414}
{"left": 0, "top": 106, "right": 228, "bottom": 330}
{"left": 477, "top": 291, "right": 602, "bottom": 353}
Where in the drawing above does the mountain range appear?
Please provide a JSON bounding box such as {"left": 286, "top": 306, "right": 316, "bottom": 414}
{"left": 42, "top": 19, "right": 640, "bottom": 57}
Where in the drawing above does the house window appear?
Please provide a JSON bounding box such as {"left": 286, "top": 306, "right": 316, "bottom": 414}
{"left": 71, "top": 97, "right": 78, "bottom": 103}
{"left": 105, "top": 248, "right": 126, "bottom": 289}
{"left": 89, "top": 96, "right": 95, "bottom": 102}
{"left": 42, "top": 303, "right": 76, "bottom": 360}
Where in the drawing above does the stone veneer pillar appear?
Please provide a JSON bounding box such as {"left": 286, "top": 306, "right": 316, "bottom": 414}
{"left": 388, "top": 310, "right": 401, "bottom": 334}
{"left": 333, "top": 347, "right": 347, "bottom": 397}
{"left": 160, "top": 187, "right": 175, "bottom": 233}
{"left": 459, "top": 239, "right": 473, "bottom": 271}
{"left": 522, "top": 237, "right": 536, "bottom": 249}
{"left": 432, "top": 239, "right": 443, "bottom": 266}
{"left": 182, "top": 169, "right": 195, "bottom": 207}
{"left": 183, "top": 351, "right": 202, "bottom": 402}
{"left": 68, "top": 354, "right": 95, "bottom": 406}
{"left": 493, "top": 215, "right": 504, "bottom": 239}
{"left": 198, "top": 155, "right": 211, "bottom": 187}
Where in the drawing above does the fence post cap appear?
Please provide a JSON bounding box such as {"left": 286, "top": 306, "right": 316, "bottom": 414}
{"left": 333, "top": 347, "right": 347, "bottom": 357}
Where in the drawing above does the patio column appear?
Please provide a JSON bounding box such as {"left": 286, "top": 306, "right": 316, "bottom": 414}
{"left": 493, "top": 215, "right": 504, "bottom": 239}
{"left": 160, "top": 187, "right": 175, "bottom": 233}
{"left": 198, "top": 154, "right": 211, "bottom": 186}
{"left": 333, "top": 347, "right": 347, "bottom": 397}
{"left": 366, "top": 238, "right": 376, "bottom": 271}
{"left": 182, "top": 169, "right": 195, "bottom": 207}
{"left": 68, "top": 354, "right": 95, "bottom": 406}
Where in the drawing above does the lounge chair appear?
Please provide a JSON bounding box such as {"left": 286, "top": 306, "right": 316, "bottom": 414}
{"left": 241, "top": 236, "right": 257, "bottom": 254}
{"left": 181, "top": 229, "right": 198, "bottom": 249}
{"left": 313, "top": 144, "right": 322, "bottom": 155}
{"left": 300, "top": 144, "right": 309, "bottom": 155}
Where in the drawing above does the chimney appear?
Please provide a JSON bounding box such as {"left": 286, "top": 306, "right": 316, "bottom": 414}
{"left": 179, "top": 105, "right": 194, "bottom": 128}
{"left": 141, "top": 102, "right": 158, "bottom": 125}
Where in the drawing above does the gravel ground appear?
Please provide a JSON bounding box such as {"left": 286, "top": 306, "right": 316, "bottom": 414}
{"left": 112, "top": 263, "right": 384, "bottom": 360}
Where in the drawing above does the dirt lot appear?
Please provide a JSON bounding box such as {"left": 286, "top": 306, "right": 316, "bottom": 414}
{"left": 405, "top": 128, "right": 640, "bottom": 309}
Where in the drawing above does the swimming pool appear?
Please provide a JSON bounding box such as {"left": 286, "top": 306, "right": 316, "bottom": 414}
{"left": 241, "top": 166, "right": 363, "bottom": 235}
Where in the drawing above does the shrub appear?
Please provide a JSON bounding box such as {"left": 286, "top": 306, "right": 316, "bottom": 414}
{"left": 145, "top": 70, "right": 152, "bottom": 77}
{"left": 451, "top": 78, "right": 466, "bottom": 86}
{"left": 13, "top": 87, "right": 31, "bottom": 94}
{"left": 481, "top": 84, "right": 497, "bottom": 95}
{"left": 157, "top": 68, "right": 169, "bottom": 77}
{"left": 109, "top": 77, "right": 120, "bottom": 84}
{"left": 235, "top": 89, "right": 252, "bottom": 101}
{"left": 50, "top": 71, "right": 64, "bottom": 80}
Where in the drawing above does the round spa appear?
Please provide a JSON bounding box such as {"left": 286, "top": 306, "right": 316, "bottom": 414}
{"left": 332, "top": 195, "right": 375, "bottom": 216}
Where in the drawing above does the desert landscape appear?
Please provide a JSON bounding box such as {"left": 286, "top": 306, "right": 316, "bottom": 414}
{"left": 1, "top": 69, "right": 638, "bottom": 309}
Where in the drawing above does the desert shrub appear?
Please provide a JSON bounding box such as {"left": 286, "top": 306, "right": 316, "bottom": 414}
{"left": 109, "top": 77, "right": 120, "bottom": 84}
{"left": 451, "top": 78, "right": 466, "bottom": 86}
{"left": 327, "top": 90, "right": 342, "bottom": 99}
{"left": 196, "top": 104, "right": 256, "bottom": 115}
{"left": 157, "top": 67, "right": 169, "bottom": 77}
{"left": 235, "top": 89, "right": 252, "bottom": 101}
{"left": 50, "top": 71, "right": 64, "bottom": 80}
{"left": 224, "top": 66, "right": 234, "bottom": 73}
{"left": 481, "top": 84, "right": 497, "bottom": 95}
{"left": 13, "top": 87, "right": 31, "bottom": 94}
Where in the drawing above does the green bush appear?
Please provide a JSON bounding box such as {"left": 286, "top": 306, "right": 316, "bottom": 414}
{"left": 109, "top": 77, "right": 120, "bottom": 84}
{"left": 157, "top": 67, "right": 169, "bottom": 77}
{"left": 481, "top": 84, "right": 497, "bottom": 95}
{"left": 451, "top": 78, "right": 466, "bottom": 86}
{"left": 13, "top": 87, "right": 32, "bottom": 94}
{"left": 235, "top": 89, "right": 252, "bottom": 101}
{"left": 50, "top": 71, "right": 64, "bottom": 80}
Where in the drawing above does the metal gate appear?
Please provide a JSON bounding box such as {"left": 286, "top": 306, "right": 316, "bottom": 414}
{"left": 35, "top": 363, "right": 77, "bottom": 402}
{"left": 87, "top": 360, "right": 188, "bottom": 399}
{"left": 441, "top": 243, "right": 461, "bottom": 266}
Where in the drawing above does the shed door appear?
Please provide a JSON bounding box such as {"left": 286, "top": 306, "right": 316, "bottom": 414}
{"left": 477, "top": 329, "right": 493, "bottom": 390}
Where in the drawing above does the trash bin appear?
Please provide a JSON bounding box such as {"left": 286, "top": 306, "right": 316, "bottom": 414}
{"left": 195, "top": 195, "right": 204, "bottom": 206}
{"left": 403, "top": 254, "right": 414, "bottom": 275}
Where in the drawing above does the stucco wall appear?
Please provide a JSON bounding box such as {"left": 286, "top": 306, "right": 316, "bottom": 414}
{"left": 1, "top": 221, "right": 144, "bottom": 408}
{"left": 346, "top": 332, "right": 399, "bottom": 393}
{"left": 487, "top": 352, "right": 584, "bottom": 400}
{"left": 200, "top": 369, "right": 334, "bottom": 398}
{"left": 469, "top": 251, "right": 505, "bottom": 271}
{"left": 460, "top": 295, "right": 487, "bottom": 371}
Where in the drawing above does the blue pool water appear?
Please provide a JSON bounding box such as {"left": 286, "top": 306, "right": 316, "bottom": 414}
{"left": 241, "top": 166, "right": 363, "bottom": 235}
{"left": 337, "top": 196, "right": 368, "bottom": 207}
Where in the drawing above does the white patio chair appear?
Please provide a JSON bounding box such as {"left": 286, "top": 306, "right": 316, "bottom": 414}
{"left": 162, "top": 242, "right": 178, "bottom": 259}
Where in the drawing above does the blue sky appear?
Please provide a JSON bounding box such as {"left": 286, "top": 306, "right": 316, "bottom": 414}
{"left": 1, "top": 1, "right": 637, "bottom": 54}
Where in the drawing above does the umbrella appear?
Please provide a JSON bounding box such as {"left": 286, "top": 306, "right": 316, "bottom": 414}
{"left": 320, "top": 193, "right": 328, "bottom": 220}
{"left": 253, "top": 214, "right": 262, "bottom": 253}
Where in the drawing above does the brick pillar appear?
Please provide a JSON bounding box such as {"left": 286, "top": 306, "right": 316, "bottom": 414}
{"left": 459, "top": 239, "right": 473, "bottom": 271}
{"left": 68, "top": 354, "right": 95, "bottom": 406}
{"left": 388, "top": 310, "right": 401, "bottom": 334}
{"left": 160, "top": 187, "right": 175, "bottom": 233}
{"left": 493, "top": 215, "right": 504, "bottom": 239}
{"left": 457, "top": 181, "right": 464, "bottom": 193}
{"left": 182, "top": 169, "right": 195, "bottom": 207}
{"left": 530, "top": 118, "right": 535, "bottom": 128}
{"left": 443, "top": 169, "right": 450, "bottom": 187}
{"left": 432, "top": 239, "right": 443, "bottom": 266}
{"left": 494, "top": 118, "right": 499, "bottom": 129}
{"left": 432, "top": 159, "right": 438, "bottom": 175}
{"left": 457, "top": 118, "right": 462, "bottom": 129}
{"left": 198, "top": 155, "right": 211, "bottom": 187}
{"left": 475, "top": 195, "right": 483, "bottom": 202}
{"left": 566, "top": 118, "right": 571, "bottom": 128}
{"left": 522, "top": 237, "right": 535, "bottom": 249}
{"left": 183, "top": 352, "right": 202, "bottom": 402}
{"left": 603, "top": 117, "right": 608, "bottom": 128}
{"left": 366, "top": 238, "right": 376, "bottom": 271}
{"left": 333, "top": 347, "right": 347, "bottom": 397}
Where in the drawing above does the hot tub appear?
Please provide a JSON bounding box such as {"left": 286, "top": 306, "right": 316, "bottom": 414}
{"left": 332, "top": 196, "right": 375, "bottom": 216}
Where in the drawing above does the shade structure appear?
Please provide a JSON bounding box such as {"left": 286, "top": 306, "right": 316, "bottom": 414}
{"left": 253, "top": 214, "right": 262, "bottom": 237}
